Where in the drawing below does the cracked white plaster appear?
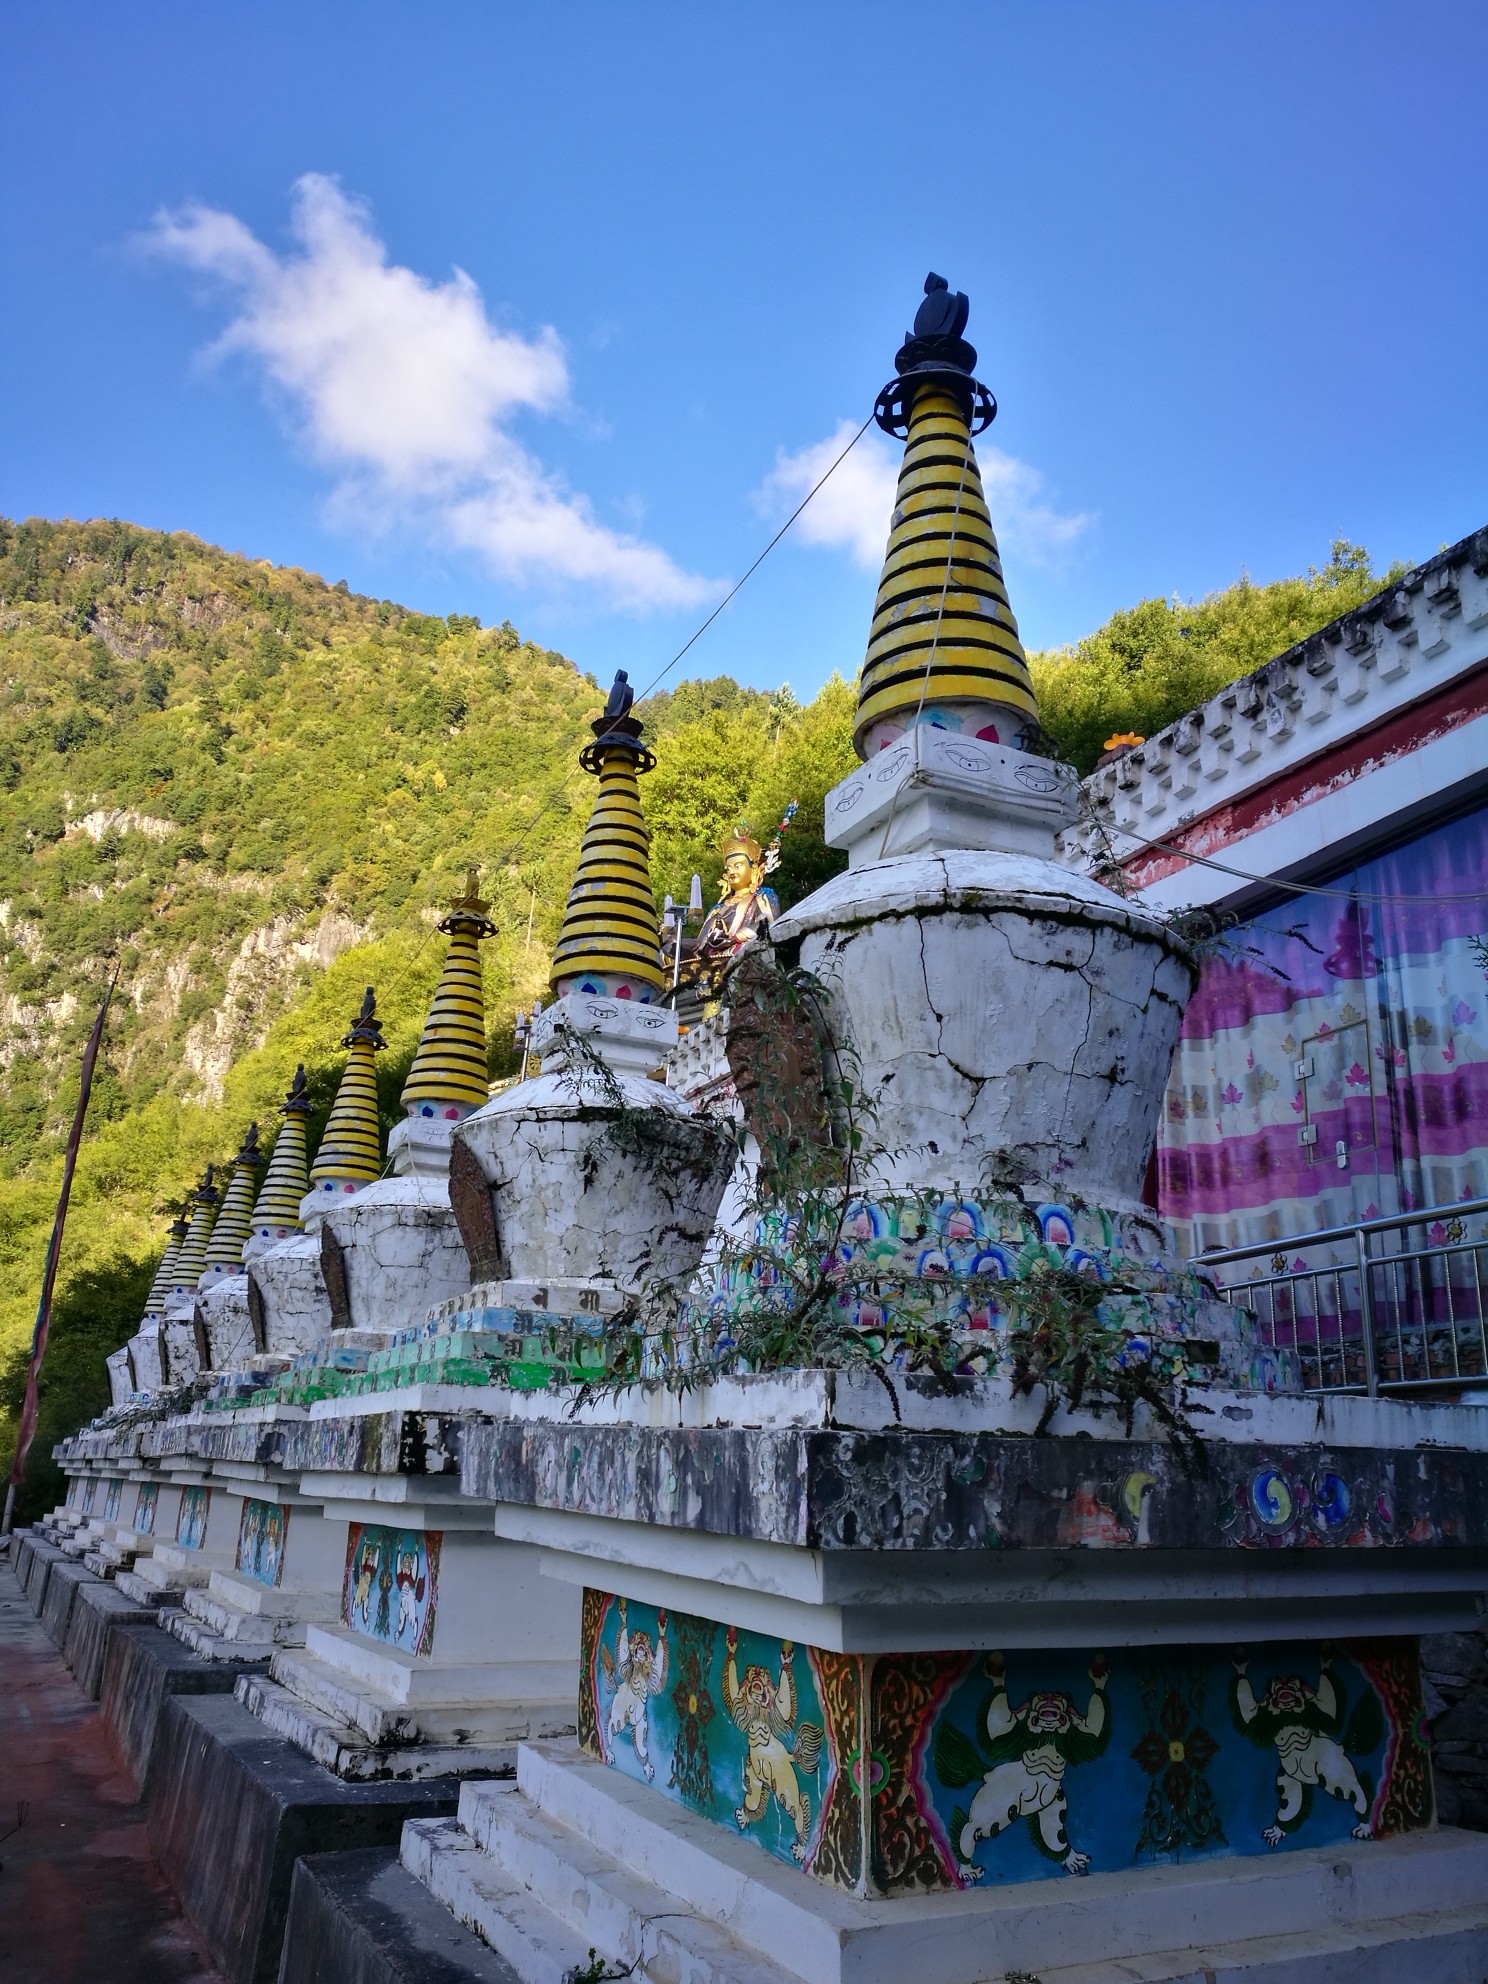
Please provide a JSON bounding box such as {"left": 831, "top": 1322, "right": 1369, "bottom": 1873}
{"left": 457, "top": 1069, "right": 734, "bottom": 1293}
{"left": 250, "top": 1231, "right": 332, "bottom": 1356}
{"left": 773, "top": 847, "right": 1196, "bottom": 1209}
{"left": 313, "top": 1178, "right": 471, "bottom": 1333}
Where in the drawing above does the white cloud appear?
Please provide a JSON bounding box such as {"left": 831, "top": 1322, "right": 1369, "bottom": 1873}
{"left": 757, "top": 420, "right": 1095, "bottom": 572}
{"left": 144, "top": 175, "right": 716, "bottom": 611}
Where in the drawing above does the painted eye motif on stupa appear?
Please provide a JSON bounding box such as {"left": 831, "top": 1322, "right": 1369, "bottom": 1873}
{"left": 1014, "top": 762, "right": 1065, "bottom": 795}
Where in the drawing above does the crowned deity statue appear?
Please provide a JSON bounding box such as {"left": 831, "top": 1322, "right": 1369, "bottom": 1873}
{"left": 677, "top": 816, "right": 790, "bottom": 996}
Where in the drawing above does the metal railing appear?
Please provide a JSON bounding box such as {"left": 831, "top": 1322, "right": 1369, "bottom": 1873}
{"left": 1199, "top": 1197, "right": 1488, "bottom": 1397}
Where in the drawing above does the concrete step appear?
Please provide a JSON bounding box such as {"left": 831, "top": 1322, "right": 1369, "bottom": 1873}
{"left": 179, "top": 1585, "right": 306, "bottom": 1645}
{"left": 403, "top": 1816, "right": 634, "bottom": 1984}
{"left": 238, "top": 1672, "right": 517, "bottom": 1785}
{"left": 166, "top": 1611, "right": 286, "bottom": 1661}
{"left": 434, "top": 1781, "right": 800, "bottom": 1984}
{"left": 114, "top": 1567, "right": 181, "bottom": 1607}
{"left": 269, "top": 1641, "right": 572, "bottom": 1749}
{"left": 269, "top": 1646, "right": 421, "bottom": 1743}
{"left": 512, "top": 1739, "right": 861, "bottom": 1976}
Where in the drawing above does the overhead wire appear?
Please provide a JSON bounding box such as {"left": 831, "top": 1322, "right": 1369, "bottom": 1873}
{"left": 483, "top": 411, "right": 879, "bottom": 882}
{"left": 1095, "top": 821, "right": 1488, "bottom": 908}
{"left": 347, "top": 411, "right": 881, "bottom": 1035}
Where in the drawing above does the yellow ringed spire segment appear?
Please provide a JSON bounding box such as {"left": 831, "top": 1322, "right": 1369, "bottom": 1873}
{"left": 550, "top": 672, "right": 664, "bottom": 999}
{"left": 402, "top": 868, "right": 497, "bottom": 1120}
{"left": 309, "top": 989, "right": 387, "bottom": 1194}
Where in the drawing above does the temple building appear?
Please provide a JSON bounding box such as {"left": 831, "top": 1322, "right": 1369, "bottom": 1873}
{"left": 1064, "top": 530, "right": 1488, "bottom": 1397}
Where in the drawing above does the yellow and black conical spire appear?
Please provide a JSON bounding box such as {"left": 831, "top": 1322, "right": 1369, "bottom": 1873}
{"left": 171, "top": 1168, "right": 221, "bottom": 1289}
{"left": 142, "top": 1209, "right": 190, "bottom": 1318}
{"left": 550, "top": 674, "right": 664, "bottom": 997}
{"left": 402, "top": 869, "right": 497, "bottom": 1119}
{"left": 308, "top": 989, "right": 386, "bottom": 1191}
{"left": 854, "top": 274, "right": 1038, "bottom": 759}
{"left": 204, "top": 1123, "right": 265, "bottom": 1272}
{"left": 251, "top": 1064, "right": 314, "bottom": 1238}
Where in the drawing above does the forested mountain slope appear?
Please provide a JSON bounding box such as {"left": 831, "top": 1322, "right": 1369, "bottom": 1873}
{"left": 0, "top": 515, "right": 1404, "bottom": 1502}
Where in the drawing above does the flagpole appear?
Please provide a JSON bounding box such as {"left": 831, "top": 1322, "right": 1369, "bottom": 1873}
{"left": 2, "top": 966, "right": 118, "bottom": 1537}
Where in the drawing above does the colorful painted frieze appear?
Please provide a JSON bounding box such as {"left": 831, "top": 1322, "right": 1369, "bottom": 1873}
{"left": 578, "top": 1592, "right": 1433, "bottom": 1895}
{"left": 103, "top": 1479, "right": 122, "bottom": 1522}
{"left": 133, "top": 1481, "right": 158, "bottom": 1534}
{"left": 176, "top": 1485, "right": 210, "bottom": 1550}
{"left": 341, "top": 1524, "right": 439, "bottom": 1655}
{"left": 81, "top": 1476, "right": 98, "bottom": 1515}
{"left": 236, "top": 1498, "right": 288, "bottom": 1587}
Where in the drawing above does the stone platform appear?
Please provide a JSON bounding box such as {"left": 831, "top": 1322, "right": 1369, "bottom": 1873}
{"left": 239, "top": 1619, "right": 572, "bottom": 1782}
{"left": 40, "top": 1555, "right": 98, "bottom": 1647}
{"left": 64, "top": 1574, "right": 164, "bottom": 1698}
{"left": 100, "top": 1620, "right": 268, "bottom": 1795}
{"left": 279, "top": 1846, "right": 518, "bottom": 1984}
{"left": 18, "top": 1533, "right": 66, "bottom": 1613}
{"left": 389, "top": 1738, "right": 1488, "bottom": 1984}
{"left": 147, "top": 1689, "right": 461, "bottom": 1984}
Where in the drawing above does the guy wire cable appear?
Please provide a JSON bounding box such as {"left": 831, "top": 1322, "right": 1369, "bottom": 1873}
{"left": 1093, "top": 821, "right": 1488, "bottom": 907}
{"left": 484, "top": 411, "right": 878, "bottom": 880}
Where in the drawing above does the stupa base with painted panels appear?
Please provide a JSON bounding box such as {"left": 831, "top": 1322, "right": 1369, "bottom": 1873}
{"left": 372, "top": 1368, "right": 1488, "bottom": 1983}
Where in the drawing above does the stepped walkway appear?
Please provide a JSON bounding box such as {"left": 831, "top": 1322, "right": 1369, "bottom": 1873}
{"left": 0, "top": 1559, "right": 225, "bottom": 1984}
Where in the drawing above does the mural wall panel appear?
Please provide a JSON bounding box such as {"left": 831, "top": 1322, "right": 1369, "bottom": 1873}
{"left": 578, "top": 1591, "right": 1432, "bottom": 1896}
{"left": 236, "top": 1498, "right": 288, "bottom": 1587}
{"left": 176, "top": 1486, "right": 209, "bottom": 1549}
{"left": 341, "top": 1524, "right": 440, "bottom": 1655}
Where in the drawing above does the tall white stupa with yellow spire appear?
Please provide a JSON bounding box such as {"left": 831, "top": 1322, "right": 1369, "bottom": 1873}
{"left": 388, "top": 869, "right": 497, "bottom": 1177}
{"left": 775, "top": 271, "right": 1195, "bottom": 1211}
{"left": 453, "top": 679, "right": 734, "bottom": 1297}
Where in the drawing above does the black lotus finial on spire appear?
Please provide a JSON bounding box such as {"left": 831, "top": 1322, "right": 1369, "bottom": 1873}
{"left": 283, "top": 1063, "right": 312, "bottom": 1114}
{"left": 875, "top": 270, "right": 995, "bottom": 438}
{"left": 341, "top": 987, "right": 386, "bottom": 1051}
{"left": 582, "top": 668, "right": 654, "bottom": 774}
{"left": 911, "top": 273, "right": 971, "bottom": 351}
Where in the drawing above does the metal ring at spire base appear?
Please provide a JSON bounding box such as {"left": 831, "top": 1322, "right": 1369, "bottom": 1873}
{"left": 579, "top": 734, "right": 657, "bottom": 776}
{"left": 874, "top": 369, "right": 997, "bottom": 438}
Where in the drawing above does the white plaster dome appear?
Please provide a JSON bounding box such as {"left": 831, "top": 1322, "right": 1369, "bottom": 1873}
{"left": 771, "top": 847, "right": 1196, "bottom": 1214}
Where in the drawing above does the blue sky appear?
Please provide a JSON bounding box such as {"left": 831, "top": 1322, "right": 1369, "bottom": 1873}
{"left": 4, "top": 3, "right": 1485, "bottom": 702}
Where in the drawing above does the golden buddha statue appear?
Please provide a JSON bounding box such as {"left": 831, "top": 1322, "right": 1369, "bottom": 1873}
{"left": 678, "top": 821, "right": 783, "bottom": 994}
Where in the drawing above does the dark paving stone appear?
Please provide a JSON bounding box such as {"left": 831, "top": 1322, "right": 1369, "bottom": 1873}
{"left": 0, "top": 1566, "right": 225, "bottom": 1984}
{"left": 279, "top": 1846, "right": 518, "bottom": 1984}
{"left": 100, "top": 1622, "right": 267, "bottom": 1797}
{"left": 148, "top": 1691, "right": 461, "bottom": 1984}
